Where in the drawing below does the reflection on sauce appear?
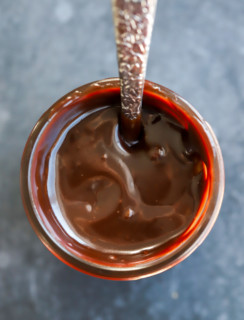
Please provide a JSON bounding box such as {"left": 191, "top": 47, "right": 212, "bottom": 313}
{"left": 31, "top": 90, "right": 209, "bottom": 264}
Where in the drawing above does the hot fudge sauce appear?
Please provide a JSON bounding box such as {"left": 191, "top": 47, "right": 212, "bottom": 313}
{"left": 56, "top": 105, "right": 206, "bottom": 252}
{"left": 27, "top": 83, "right": 211, "bottom": 267}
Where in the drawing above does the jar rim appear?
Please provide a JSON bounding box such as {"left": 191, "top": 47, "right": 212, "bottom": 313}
{"left": 20, "top": 78, "right": 225, "bottom": 280}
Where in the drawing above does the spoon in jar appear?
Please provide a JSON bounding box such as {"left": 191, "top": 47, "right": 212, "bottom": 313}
{"left": 112, "top": 0, "right": 157, "bottom": 144}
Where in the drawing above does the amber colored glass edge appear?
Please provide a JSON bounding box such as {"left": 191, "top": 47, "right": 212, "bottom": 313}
{"left": 20, "top": 78, "right": 225, "bottom": 280}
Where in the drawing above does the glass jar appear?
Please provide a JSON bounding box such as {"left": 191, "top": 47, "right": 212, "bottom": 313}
{"left": 20, "top": 78, "right": 224, "bottom": 280}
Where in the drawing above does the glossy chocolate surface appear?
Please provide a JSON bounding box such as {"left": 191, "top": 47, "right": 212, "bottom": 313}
{"left": 30, "top": 89, "right": 208, "bottom": 264}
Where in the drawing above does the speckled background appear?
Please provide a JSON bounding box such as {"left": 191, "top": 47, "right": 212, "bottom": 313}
{"left": 0, "top": 0, "right": 244, "bottom": 319}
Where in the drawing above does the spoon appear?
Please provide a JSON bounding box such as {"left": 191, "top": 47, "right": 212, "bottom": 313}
{"left": 112, "top": 0, "right": 157, "bottom": 143}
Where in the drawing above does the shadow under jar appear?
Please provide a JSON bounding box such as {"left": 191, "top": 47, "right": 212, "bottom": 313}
{"left": 20, "top": 78, "right": 224, "bottom": 280}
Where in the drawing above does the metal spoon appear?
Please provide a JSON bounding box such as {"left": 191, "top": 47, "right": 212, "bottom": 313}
{"left": 112, "top": 0, "right": 157, "bottom": 142}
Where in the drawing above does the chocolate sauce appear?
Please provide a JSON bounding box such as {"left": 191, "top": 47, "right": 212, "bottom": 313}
{"left": 30, "top": 89, "right": 208, "bottom": 264}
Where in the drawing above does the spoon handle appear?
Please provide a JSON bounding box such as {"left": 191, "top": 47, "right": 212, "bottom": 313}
{"left": 112, "top": 0, "right": 157, "bottom": 121}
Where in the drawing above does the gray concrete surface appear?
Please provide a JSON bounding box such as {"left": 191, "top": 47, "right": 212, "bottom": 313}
{"left": 0, "top": 0, "right": 244, "bottom": 319}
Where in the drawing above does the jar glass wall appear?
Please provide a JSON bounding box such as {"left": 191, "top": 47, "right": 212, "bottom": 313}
{"left": 20, "top": 78, "right": 224, "bottom": 280}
